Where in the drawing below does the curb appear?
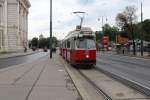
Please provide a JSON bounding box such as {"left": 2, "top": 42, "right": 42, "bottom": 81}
{"left": 97, "top": 52, "right": 150, "bottom": 59}
{"left": 115, "top": 53, "right": 150, "bottom": 60}
{"left": 59, "top": 56, "right": 91, "bottom": 100}
{"left": 0, "top": 51, "right": 40, "bottom": 59}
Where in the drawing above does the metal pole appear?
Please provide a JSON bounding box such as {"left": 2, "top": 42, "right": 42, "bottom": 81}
{"left": 102, "top": 16, "right": 104, "bottom": 31}
{"left": 141, "top": 2, "right": 144, "bottom": 56}
{"left": 101, "top": 16, "right": 105, "bottom": 50}
{"left": 0, "top": 5, "right": 1, "bottom": 49}
{"left": 132, "top": 22, "right": 136, "bottom": 55}
{"left": 50, "top": 0, "right": 52, "bottom": 58}
{"left": 80, "top": 17, "right": 83, "bottom": 28}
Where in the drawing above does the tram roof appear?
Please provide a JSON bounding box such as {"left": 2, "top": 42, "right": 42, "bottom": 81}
{"left": 63, "top": 27, "right": 94, "bottom": 41}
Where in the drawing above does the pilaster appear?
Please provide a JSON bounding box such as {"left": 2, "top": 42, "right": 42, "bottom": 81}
{"left": 3, "top": 0, "right": 8, "bottom": 51}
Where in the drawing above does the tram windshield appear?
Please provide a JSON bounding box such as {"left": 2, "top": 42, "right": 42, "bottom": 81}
{"left": 76, "top": 38, "right": 96, "bottom": 49}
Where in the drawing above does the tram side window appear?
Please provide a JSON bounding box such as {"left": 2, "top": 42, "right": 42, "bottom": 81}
{"left": 65, "top": 42, "right": 67, "bottom": 48}
{"left": 71, "top": 38, "right": 75, "bottom": 49}
{"left": 63, "top": 42, "right": 65, "bottom": 48}
{"left": 67, "top": 41, "right": 70, "bottom": 48}
{"left": 62, "top": 43, "right": 64, "bottom": 48}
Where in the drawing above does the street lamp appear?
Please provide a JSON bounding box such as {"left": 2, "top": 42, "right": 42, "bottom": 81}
{"left": 141, "top": 2, "right": 144, "bottom": 56}
{"left": 98, "top": 16, "right": 104, "bottom": 34}
{"left": 98, "top": 16, "right": 108, "bottom": 34}
{"left": 50, "top": 0, "right": 52, "bottom": 58}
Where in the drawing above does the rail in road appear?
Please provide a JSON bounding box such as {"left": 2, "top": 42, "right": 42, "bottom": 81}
{"left": 77, "top": 69, "right": 112, "bottom": 100}
{"left": 62, "top": 59, "right": 148, "bottom": 100}
{"left": 75, "top": 67, "right": 148, "bottom": 100}
{"left": 96, "top": 67, "right": 150, "bottom": 97}
{"left": 96, "top": 53, "right": 150, "bottom": 97}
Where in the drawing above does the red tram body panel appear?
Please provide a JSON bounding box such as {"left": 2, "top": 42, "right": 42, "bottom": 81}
{"left": 70, "top": 50, "right": 96, "bottom": 65}
{"left": 60, "top": 27, "right": 96, "bottom": 66}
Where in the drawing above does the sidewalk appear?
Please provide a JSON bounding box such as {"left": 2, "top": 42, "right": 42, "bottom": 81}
{"left": 0, "top": 49, "right": 39, "bottom": 59}
{"left": 0, "top": 53, "right": 80, "bottom": 100}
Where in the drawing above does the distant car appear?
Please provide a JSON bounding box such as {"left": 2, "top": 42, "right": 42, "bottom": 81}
{"left": 43, "top": 47, "right": 48, "bottom": 52}
{"left": 108, "top": 46, "right": 112, "bottom": 51}
{"left": 32, "top": 47, "right": 36, "bottom": 51}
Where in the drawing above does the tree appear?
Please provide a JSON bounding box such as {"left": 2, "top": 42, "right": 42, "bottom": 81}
{"left": 103, "top": 24, "right": 119, "bottom": 42}
{"left": 116, "top": 6, "right": 137, "bottom": 55}
{"left": 30, "top": 36, "right": 58, "bottom": 49}
{"left": 141, "top": 19, "right": 150, "bottom": 41}
{"left": 28, "top": 40, "right": 32, "bottom": 48}
{"left": 31, "top": 37, "right": 38, "bottom": 48}
{"left": 38, "top": 38, "right": 47, "bottom": 48}
{"left": 95, "top": 31, "right": 103, "bottom": 42}
{"left": 47, "top": 37, "right": 58, "bottom": 48}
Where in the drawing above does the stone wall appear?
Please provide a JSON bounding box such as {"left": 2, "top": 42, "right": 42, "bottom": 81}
{"left": 0, "top": 0, "right": 30, "bottom": 52}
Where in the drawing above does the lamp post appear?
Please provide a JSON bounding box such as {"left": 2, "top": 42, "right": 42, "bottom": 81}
{"left": 50, "top": 0, "right": 52, "bottom": 58}
{"left": 0, "top": 5, "right": 2, "bottom": 49}
{"left": 98, "top": 16, "right": 104, "bottom": 34}
{"left": 141, "top": 2, "right": 144, "bottom": 56}
{"left": 98, "top": 16, "right": 107, "bottom": 50}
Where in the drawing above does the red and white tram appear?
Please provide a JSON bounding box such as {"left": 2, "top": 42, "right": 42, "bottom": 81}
{"left": 60, "top": 27, "right": 96, "bottom": 66}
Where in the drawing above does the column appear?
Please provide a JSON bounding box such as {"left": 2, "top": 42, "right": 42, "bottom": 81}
{"left": 26, "top": 11, "right": 28, "bottom": 48}
{"left": 17, "top": 1, "right": 20, "bottom": 49}
{"left": 0, "top": 3, "right": 2, "bottom": 50}
{"left": 24, "top": 11, "right": 27, "bottom": 47}
{"left": 20, "top": 6, "right": 23, "bottom": 47}
{"left": 3, "top": 0, "right": 8, "bottom": 51}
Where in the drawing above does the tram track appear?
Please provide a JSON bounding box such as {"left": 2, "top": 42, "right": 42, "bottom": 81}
{"left": 61, "top": 57, "right": 111, "bottom": 100}
{"left": 96, "top": 56, "right": 150, "bottom": 97}
{"left": 77, "top": 69, "right": 112, "bottom": 100}
{"left": 95, "top": 66, "right": 150, "bottom": 97}
{"left": 77, "top": 67, "right": 149, "bottom": 100}
{"left": 60, "top": 56, "right": 149, "bottom": 100}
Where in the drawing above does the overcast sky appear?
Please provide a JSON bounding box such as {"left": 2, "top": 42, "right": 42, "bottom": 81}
{"left": 28, "top": 0, "right": 150, "bottom": 40}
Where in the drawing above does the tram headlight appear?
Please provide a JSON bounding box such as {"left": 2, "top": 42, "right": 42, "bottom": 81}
{"left": 85, "top": 55, "right": 89, "bottom": 58}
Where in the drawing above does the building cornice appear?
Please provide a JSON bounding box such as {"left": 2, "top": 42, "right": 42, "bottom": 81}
{"left": 25, "top": 0, "right": 31, "bottom": 8}
{"left": 0, "top": 0, "right": 4, "bottom": 4}
{"left": 0, "top": 0, "right": 4, "bottom": 3}
{"left": 17, "top": 0, "right": 31, "bottom": 8}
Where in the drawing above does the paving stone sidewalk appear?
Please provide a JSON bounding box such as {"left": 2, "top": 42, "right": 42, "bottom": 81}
{"left": 0, "top": 53, "right": 80, "bottom": 100}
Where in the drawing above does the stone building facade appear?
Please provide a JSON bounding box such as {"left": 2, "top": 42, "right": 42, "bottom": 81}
{"left": 0, "top": 0, "right": 30, "bottom": 52}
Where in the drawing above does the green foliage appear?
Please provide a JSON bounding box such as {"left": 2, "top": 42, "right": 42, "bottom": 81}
{"left": 95, "top": 31, "right": 103, "bottom": 42}
{"left": 115, "top": 6, "right": 150, "bottom": 42}
{"left": 141, "top": 19, "right": 150, "bottom": 41}
{"left": 103, "top": 24, "right": 119, "bottom": 42}
{"left": 31, "top": 37, "right": 38, "bottom": 47}
{"left": 116, "top": 6, "right": 137, "bottom": 40}
{"left": 31, "top": 36, "right": 58, "bottom": 49}
{"left": 38, "top": 38, "right": 47, "bottom": 48}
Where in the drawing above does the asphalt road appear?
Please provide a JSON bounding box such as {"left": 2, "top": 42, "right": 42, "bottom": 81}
{"left": 0, "top": 52, "right": 49, "bottom": 69}
{"left": 96, "top": 52, "right": 150, "bottom": 89}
